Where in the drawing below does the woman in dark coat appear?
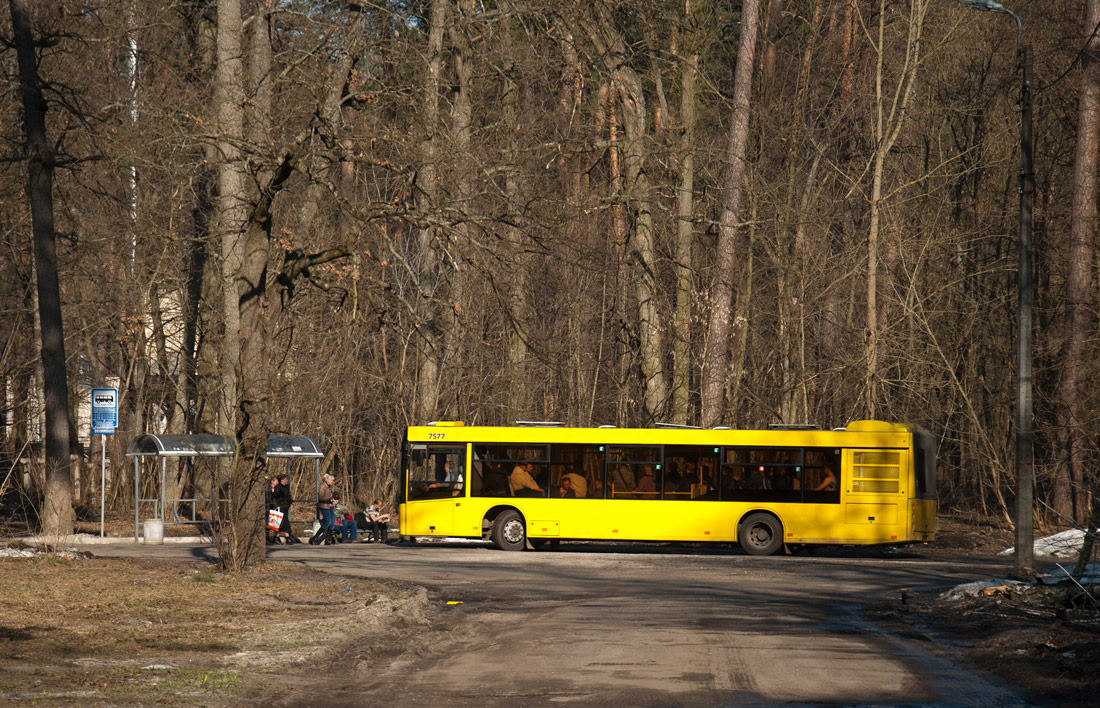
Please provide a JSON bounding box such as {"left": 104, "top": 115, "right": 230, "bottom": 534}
{"left": 265, "top": 476, "right": 280, "bottom": 544}
{"left": 273, "top": 474, "right": 295, "bottom": 543}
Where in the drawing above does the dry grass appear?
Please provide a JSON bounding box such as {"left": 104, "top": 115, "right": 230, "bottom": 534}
{"left": 0, "top": 552, "right": 427, "bottom": 707}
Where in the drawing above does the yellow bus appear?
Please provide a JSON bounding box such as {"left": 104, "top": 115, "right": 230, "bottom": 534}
{"left": 399, "top": 420, "right": 936, "bottom": 555}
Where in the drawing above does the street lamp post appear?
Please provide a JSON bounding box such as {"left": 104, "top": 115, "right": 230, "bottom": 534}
{"left": 956, "top": 0, "right": 1035, "bottom": 577}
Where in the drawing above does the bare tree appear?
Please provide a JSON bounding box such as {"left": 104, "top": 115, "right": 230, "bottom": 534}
{"left": 701, "top": 0, "right": 761, "bottom": 429}
{"left": 8, "top": 0, "right": 73, "bottom": 538}
{"left": 413, "top": 0, "right": 448, "bottom": 423}
{"left": 576, "top": 2, "right": 668, "bottom": 423}
{"left": 671, "top": 0, "right": 699, "bottom": 425}
{"left": 215, "top": 0, "right": 247, "bottom": 444}
{"left": 504, "top": 19, "right": 531, "bottom": 419}
{"left": 211, "top": 0, "right": 258, "bottom": 567}
{"left": 863, "top": 0, "right": 927, "bottom": 417}
{"left": 1054, "top": 0, "right": 1100, "bottom": 524}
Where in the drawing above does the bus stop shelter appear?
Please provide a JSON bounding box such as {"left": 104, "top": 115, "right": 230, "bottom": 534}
{"left": 126, "top": 434, "right": 325, "bottom": 539}
{"left": 126, "top": 434, "right": 235, "bottom": 539}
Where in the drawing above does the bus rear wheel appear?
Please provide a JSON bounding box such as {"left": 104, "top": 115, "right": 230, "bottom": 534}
{"left": 491, "top": 510, "right": 526, "bottom": 551}
{"left": 739, "top": 513, "right": 783, "bottom": 556}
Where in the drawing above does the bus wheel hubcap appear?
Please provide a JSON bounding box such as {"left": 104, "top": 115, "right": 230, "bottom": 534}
{"left": 503, "top": 520, "right": 524, "bottom": 544}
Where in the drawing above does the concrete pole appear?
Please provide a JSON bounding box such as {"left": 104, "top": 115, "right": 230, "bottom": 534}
{"left": 1014, "top": 43, "right": 1035, "bottom": 578}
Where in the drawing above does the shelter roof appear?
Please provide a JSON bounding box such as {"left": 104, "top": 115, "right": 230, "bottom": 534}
{"left": 265, "top": 435, "right": 324, "bottom": 458}
{"left": 126, "top": 434, "right": 323, "bottom": 458}
{"left": 125, "top": 434, "right": 234, "bottom": 457}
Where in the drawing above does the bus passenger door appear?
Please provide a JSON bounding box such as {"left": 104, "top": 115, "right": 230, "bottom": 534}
{"left": 406, "top": 445, "right": 465, "bottom": 535}
{"left": 843, "top": 449, "right": 906, "bottom": 542}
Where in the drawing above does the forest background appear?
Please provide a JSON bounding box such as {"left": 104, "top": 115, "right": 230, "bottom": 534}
{"left": 3, "top": 0, "right": 1099, "bottom": 567}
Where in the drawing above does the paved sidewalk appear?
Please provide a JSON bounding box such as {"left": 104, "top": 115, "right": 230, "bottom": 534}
{"left": 10, "top": 533, "right": 307, "bottom": 545}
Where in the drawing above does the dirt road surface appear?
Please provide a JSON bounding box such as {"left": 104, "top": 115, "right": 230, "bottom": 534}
{"left": 90, "top": 539, "right": 1039, "bottom": 707}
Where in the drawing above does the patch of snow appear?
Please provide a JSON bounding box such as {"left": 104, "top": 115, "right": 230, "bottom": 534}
{"left": 999, "top": 528, "right": 1086, "bottom": 559}
{"left": 411, "top": 536, "right": 486, "bottom": 545}
{"left": 0, "top": 548, "right": 39, "bottom": 558}
{"left": 939, "top": 578, "right": 1026, "bottom": 601}
{"left": 0, "top": 547, "right": 87, "bottom": 560}
{"left": 1041, "top": 562, "right": 1100, "bottom": 584}
{"left": 942, "top": 560, "right": 1100, "bottom": 600}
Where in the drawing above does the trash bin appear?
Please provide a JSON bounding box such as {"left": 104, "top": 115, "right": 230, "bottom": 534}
{"left": 144, "top": 519, "right": 164, "bottom": 544}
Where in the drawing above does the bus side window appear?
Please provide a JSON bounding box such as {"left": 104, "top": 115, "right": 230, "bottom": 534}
{"left": 803, "top": 448, "right": 841, "bottom": 503}
{"left": 719, "top": 448, "right": 800, "bottom": 503}
{"left": 407, "top": 448, "right": 430, "bottom": 501}
{"left": 471, "top": 459, "right": 484, "bottom": 496}
{"left": 664, "top": 447, "right": 720, "bottom": 500}
{"left": 469, "top": 445, "right": 519, "bottom": 497}
{"left": 407, "top": 447, "right": 465, "bottom": 501}
{"left": 548, "top": 444, "right": 604, "bottom": 499}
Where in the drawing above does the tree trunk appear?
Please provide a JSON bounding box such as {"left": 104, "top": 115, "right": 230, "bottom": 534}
{"left": 727, "top": 199, "right": 756, "bottom": 427}
{"left": 228, "top": 193, "right": 277, "bottom": 570}
{"left": 216, "top": 0, "right": 247, "bottom": 444}
{"left": 224, "top": 0, "right": 281, "bottom": 570}
{"left": 504, "top": 46, "right": 529, "bottom": 419}
{"left": 214, "top": 0, "right": 263, "bottom": 568}
{"left": 444, "top": 2, "right": 472, "bottom": 419}
{"left": 579, "top": 3, "right": 668, "bottom": 423}
{"left": 164, "top": 183, "right": 210, "bottom": 514}
{"left": 606, "top": 84, "right": 631, "bottom": 422}
{"left": 619, "top": 76, "right": 667, "bottom": 423}
{"left": 671, "top": 3, "right": 698, "bottom": 426}
{"left": 701, "top": 0, "right": 760, "bottom": 429}
{"left": 865, "top": 0, "right": 925, "bottom": 417}
{"left": 10, "top": 0, "right": 74, "bottom": 538}
{"left": 415, "top": 0, "right": 447, "bottom": 423}
{"left": 787, "top": 0, "right": 822, "bottom": 425}
{"left": 249, "top": 0, "right": 274, "bottom": 159}
{"left": 1054, "top": 0, "right": 1100, "bottom": 524}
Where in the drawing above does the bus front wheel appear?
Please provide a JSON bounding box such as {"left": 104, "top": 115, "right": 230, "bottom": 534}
{"left": 491, "top": 510, "right": 526, "bottom": 551}
{"left": 739, "top": 513, "right": 783, "bottom": 556}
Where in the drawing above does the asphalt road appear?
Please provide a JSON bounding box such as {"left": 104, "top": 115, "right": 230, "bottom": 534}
{"left": 93, "top": 540, "right": 1029, "bottom": 707}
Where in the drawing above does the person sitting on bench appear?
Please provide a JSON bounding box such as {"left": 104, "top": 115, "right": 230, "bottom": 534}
{"left": 364, "top": 499, "right": 391, "bottom": 543}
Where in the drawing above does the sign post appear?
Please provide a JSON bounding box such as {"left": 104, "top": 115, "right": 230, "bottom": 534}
{"left": 91, "top": 388, "right": 118, "bottom": 538}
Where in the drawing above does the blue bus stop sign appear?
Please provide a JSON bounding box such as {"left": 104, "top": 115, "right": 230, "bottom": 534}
{"left": 91, "top": 388, "right": 118, "bottom": 435}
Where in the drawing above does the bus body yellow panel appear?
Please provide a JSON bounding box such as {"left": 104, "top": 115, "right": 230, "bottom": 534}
{"left": 402, "top": 498, "right": 454, "bottom": 536}
{"left": 400, "top": 420, "right": 936, "bottom": 552}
